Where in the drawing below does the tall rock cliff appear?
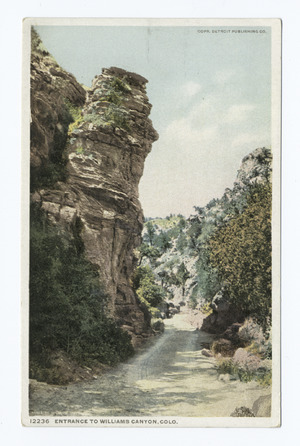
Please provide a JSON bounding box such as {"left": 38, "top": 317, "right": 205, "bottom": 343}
{"left": 30, "top": 30, "right": 158, "bottom": 346}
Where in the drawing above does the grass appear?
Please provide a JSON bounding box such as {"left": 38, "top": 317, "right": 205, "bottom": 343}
{"left": 216, "top": 358, "right": 272, "bottom": 386}
{"left": 150, "top": 216, "right": 182, "bottom": 229}
{"left": 201, "top": 302, "right": 213, "bottom": 315}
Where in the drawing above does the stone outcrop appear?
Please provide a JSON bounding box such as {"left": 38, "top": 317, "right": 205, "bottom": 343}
{"left": 30, "top": 30, "right": 158, "bottom": 346}
{"left": 30, "top": 30, "right": 86, "bottom": 170}
{"left": 235, "top": 146, "right": 272, "bottom": 187}
{"left": 201, "top": 290, "right": 244, "bottom": 334}
{"left": 252, "top": 394, "right": 271, "bottom": 417}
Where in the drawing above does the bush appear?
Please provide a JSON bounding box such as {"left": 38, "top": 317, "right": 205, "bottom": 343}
{"left": 201, "top": 302, "right": 213, "bottom": 315}
{"left": 104, "top": 104, "right": 131, "bottom": 131}
{"left": 132, "top": 266, "right": 166, "bottom": 310}
{"left": 30, "top": 203, "right": 134, "bottom": 378}
{"left": 209, "top": 183, "right": 272, "bottom": 331}
{"left": 216, "top": 358, "right": 271, "bottom": 386}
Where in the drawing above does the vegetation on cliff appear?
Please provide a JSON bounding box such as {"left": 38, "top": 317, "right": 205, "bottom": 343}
{"left": 30, "top": 203, "right": 134, "bottom": 384}
{"left": 137, "top": 147, "right": 272, "bottom": 332}
{"left": 209, "top": 182, "right": 271, "bottom": 330}
{"left": 30, "top": 29, "right": 86, "bottom": 192}
{"left": 30, "top": 31, "right": 159, "bottom": 384}
{"left": 132, "top": 266, "right": 166, "bottom": 316}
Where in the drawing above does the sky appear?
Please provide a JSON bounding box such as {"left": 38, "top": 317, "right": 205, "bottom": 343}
{"left": 35, "top": 24, "right": 271, "bottom": 217}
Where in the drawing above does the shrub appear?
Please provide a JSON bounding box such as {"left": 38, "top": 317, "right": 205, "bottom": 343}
{"left": 216, "top": 358, "right": 271, "bottom": 385}
{"left": 209, "top": 183, "right": 272, "bottom": 331}
{"left": 216, "top": 350, "right": 272, "bottom": 386}
{"left": 132, "top": 266, "right": 166, "bottom": 310}
{"left": 201, "top": 302, "right": 213, "bottom": 315}
{"left": 104, "top": 104, "right": 131, "bottom": 131}
{"left": 30, "top": 203, "right": 134, "bottom": 379}
{"left": 75, "top": 146, "right": 85, "bottom": 155}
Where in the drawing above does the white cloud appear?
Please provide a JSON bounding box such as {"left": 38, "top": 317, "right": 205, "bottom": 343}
{"left": 180, "top": 81, "right": 202, "bottom": 98}
{"left": 141, "top": 88, "right": 271, "bottom": 217}
{"left": 224, "top": 104, "right": 256, "bottom": 124}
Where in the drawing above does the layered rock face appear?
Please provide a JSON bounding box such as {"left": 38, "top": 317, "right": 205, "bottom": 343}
{"left": 30, "top": 31, "right": 86, "bottom": 170}
{"left": 30, "top": 30, "right": 158, "bottom": 345}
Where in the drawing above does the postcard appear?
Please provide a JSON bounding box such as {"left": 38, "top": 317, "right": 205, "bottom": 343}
{"left": 21, "top": 17, "right": 281, "bottom": 427}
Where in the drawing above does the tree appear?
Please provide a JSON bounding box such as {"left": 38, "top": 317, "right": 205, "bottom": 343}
{"left": 144, "top": 221, "right": 156, "bottom": 246}
{"left": 176, "top": 262, "right": 190, "bottom": 297}
{"left": 132, "top": 266, "right": 165, "bottom": 309}
{"left": 156, "top": 231, "right": 171, "bottom": 252}
{"left": 176, "top": 231, "right": 188, "bottom": 253}
{"left": 138, "top": 243, "right": 161, "bottom": 265}
{"left": 209, "top": 183, "right": 272, "bottom": 330}
{"left": 187, "top": 218, "right": 202, "bottom": 252}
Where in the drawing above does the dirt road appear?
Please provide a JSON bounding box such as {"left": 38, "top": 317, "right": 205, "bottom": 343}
{"left": 29, "top": 312, "right": 270, "bottom": 417}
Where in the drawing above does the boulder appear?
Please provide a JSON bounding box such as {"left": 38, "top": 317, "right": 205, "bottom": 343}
{"left": 212, "top": 338, "right": 236, "bottom": 357}
{"left": 170, "top": 308, "right": 179, "bottom": 315}
{"left": 252, "top": 395, "right": 271, "bottom": 417}
{"left": 201, "top": 348, "right": 213, "bottom": 358}
{"left": 232, "top": 348, "right": 261, "bottom": 372}
{"left": 152, "top": 319, "right": 165, "bottom": 334}
{"left": 211, "top": 290, "right": 230, "bottom": 313}
{"left": 238, "top": 318, "right": 265, "bottom": 345}
{"left": 201, "top": 290, "right": 244, "bottom": 334}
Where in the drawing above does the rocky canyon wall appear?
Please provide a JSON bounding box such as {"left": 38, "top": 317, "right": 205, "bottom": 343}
{"left": 30, "top": 30, "right": 158, "bottom": 346}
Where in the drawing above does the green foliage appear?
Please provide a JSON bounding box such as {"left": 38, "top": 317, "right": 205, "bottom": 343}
{"left": 256, "top": 370, "right": 272, "bottom": 387}
{"left": 68, "top": 116, "right": 84, "bottom": 135}
{"left": 144, "top": 221, "right": 156, "bottom": 246}
{"left": 209, "top": 183, "right": 272, "bottom": 330}
{"left": 89, "top": 76, "right": 132, "bottom": 131}
{"left": 98, "top": 76, "right": 131, "bottom": 105}
{"left": 194, "top": 250, "right": 221, "bottom": 301}
{"left": 111, "top": 77, "right": 132, "bottom": 94}
{"left": 83, "top": 104, "right": 130, "bottom": 132}
{"left": 65, "top": 100, "right": 88, "bottom": 135}
{"left": 139, "top": 243, "right": 161, "bottom": 265}
{"left": 30, "top": 100, "right": 76, "bottom": 192}
{"left": 176, "top": 231, "right": 188, "bottom": 253}
{"left": 30, "top": 161, "right": 67, "bottom": 192}
{"left": 176, "top": 262, "right": 190, "bottom": 296}
{"left": 187, "top": 218, "right": 202, "bottom": 252}
{"left": 83, "top": 113, "right": 107, "bottom": 127}
{"left": 216, "top": 358, "right": 272, "bottom": 386}
{"left": 201, "top": 302, "right": 213, "bottom": 315}
{"left": 65, "top": 99, "right": 83, "bottom": 125}
{"left": 132, "top": 266, "right": 166, "bottom": 309}
{"left": 155, "top": 231, "right": 172, "bottom": 253}
{"left": 216, "top": 359, "right": 238, "bottom": 376}
{"left": 104, "top": 104, "right": 131, "bottom": 131}
{"left": 188, "top": 294, "right": 198, "bottom": 309}
{"left": 30, "top": 203, "right": 134, "bottom": 376}
{"left": 76, "top": 146, "right": 85, "bottom": 155}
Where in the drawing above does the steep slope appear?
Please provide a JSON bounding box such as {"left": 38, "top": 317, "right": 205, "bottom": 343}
{"left": 138, "top": 147, "right": 272, "bottom": 327}
{"left": 30, "top": 29, "right": 158, "bottom": 348}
